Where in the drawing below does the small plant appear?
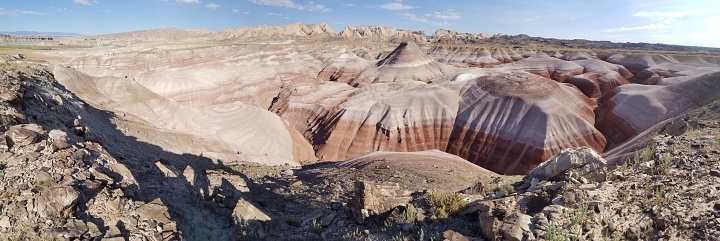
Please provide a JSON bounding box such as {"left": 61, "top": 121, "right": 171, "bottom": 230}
{"left": 310, "top": 219, "right": 322, "bottom": 233}
{"left": 615, "top": 159, "right": 630, "bottom": 173}
{"left": 547, "top": 221, "right": 570, "bottom": 241}
{"left": 417, "top": 228, "right": 425, "bottom": 241}
{"left": 426, "top": 191, "right": 468, "bottom": 219}
{"left": 570, "top": 201, "right": 591, "bottom": 227}
{"left": 633, "top": 145, "right": 656, "bottom": 164}
{"left": 401, "top": 204, "right": 417, "bottom": 223}
{"left": 341, "top": 227, "right": 363, "bottom": 241}
{"left": 390, "top": 232, "right": 407, "bottom": 241}
{"left": 284, "top": 217, "right": 301, "bottom": 227}
{"left": 654, "top": 153, "right": 672, "bottom": 175}
{"left": 497, "top": 184, "right": 515, "bottom": 197}
{"left": 647, "top": 185, "right": 672, "bottom": 205}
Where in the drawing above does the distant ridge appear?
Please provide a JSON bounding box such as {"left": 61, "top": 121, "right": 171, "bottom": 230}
{"left": 0, "top": 31, "right": 82, "bottom": 36}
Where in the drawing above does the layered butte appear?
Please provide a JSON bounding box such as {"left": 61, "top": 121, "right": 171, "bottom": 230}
{"left": 54, "top": 28, "right": 720, "bottom": 174}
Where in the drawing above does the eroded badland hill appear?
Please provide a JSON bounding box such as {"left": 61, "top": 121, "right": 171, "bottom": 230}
{"left": 0, "top": 23, "right": 719, "bottom": 241}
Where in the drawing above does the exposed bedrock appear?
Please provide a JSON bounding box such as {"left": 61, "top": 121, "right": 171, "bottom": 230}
{"left": 350, "top": 41, "right": 449, "bottom": 87}
{"left": 446, "top": 72, "right": 607, "bottom": 175}
{"left": 316, "top": 51, "right": 372, "bottom": 83}
{"left": 313, "top": 82, "right": 460, "bottom": 161}
{"left": 506, "top": 53, "right": 584, "bottom": 82}
{"left": 595, "top": 71, "right": 720, "bottom": 148}
{"left": 54, "top": 65, "right": 315, "bottom": 166}
{"left": 66, "top": 45, "right": 325, "bottom": 109}
{"left": 427, "top": 46, "right": 525, "bottom": 67}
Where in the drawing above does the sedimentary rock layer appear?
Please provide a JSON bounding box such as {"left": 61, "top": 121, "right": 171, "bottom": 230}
{"left": 446, "top": 72, "right": 607, "bottom": 174}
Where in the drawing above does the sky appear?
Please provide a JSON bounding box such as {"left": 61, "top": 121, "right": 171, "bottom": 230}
{"left": 1, "top": 0, "right": 719, "bottom": 48}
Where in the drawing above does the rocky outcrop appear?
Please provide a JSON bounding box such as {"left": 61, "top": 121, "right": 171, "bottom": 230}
{"left": 348, "top": 181, "right": 412, "bottom": 224}
{"left": 0, "top": 124, "right": 182, "bottom": 240}
{"left": 218, "top": 22, "right": 336, "bottom": 40}
{"left": 431, "top": 29, "right": 492, "bottom": 43}
{"left": 447, "top": 72, "right": 607, "bottom": 175}
{"left": 339, "top": 25, "right": 428, "bottom": 43}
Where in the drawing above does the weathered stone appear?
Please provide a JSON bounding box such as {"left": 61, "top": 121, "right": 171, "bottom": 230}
{"left": 108, "top": 163, "right": 137, "bottom": 186}
{"left": 155, "top": 161, "right": 179, "bottom": 178}
{"left": 477, "top": 197, "right": 518, "bottom": 241}
{"left": 182, "top": 165, "right": 196, "bottom": 186}
{"left": 443, "top": 230, "right": 470, "bottom": 241}
{"left": 138, "top": 198, "right": 172, "bottom": 223}
{"left": 348, "top": 181, "right": 412, "bottom": 224}
{"left": 660, "top": 119, "right": 689, "bottom": 136}
{"left": 320, "top": 212, "right": 336, "bottom": 227}
{"left": 37, "top": 185, "right": 80, "bottom": 218}
{"left": 232, "top": 197, "right": 271, "bottom": 238}
{"left": 64, "top": 219, "right": 89, "bottom": 238}
{"left": 48, "top": 129, "right": 68, "bottom": 142}
{"left": 524, "top": 147, "right": 607, "bottom": 187}
{"left": 499, "top": 212, "right": 535, "bottom": 241}
{"left": 6, "top": 125, "right": 38, "bottom": 147}
{"left": 302, "top": 209, "right": 324, "bottom": 225}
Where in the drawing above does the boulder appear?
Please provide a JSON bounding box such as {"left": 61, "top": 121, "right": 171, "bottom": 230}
{"left": 137, "top": 198, "right": 172, "bottom": 223}
{"left": 348, "top": 181, "right": 412, "bottom": 224}
{"left": 499, "top": 213, "right": 535, "bottom": 241}
{"left": 37, "top": 186, "right": 80, "bottom": 218}
{"left": 525, "top": 147, "right": 607, "bottom": 184}
{"left": 232, "top": 197, "right": 271, "bottom": 238}
{"left": 477, "top": 197, "right": 518, "bottom": 241}
{"left": 5, "top": 125, "right": 38, "bottom": 147}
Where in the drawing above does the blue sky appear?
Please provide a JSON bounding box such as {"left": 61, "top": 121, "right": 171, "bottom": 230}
{"left": 1, "top": 0, "right": 719, "bottom": 47}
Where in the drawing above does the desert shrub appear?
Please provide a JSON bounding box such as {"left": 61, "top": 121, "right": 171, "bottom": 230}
{"left": 284, "top": 217, "right": 301, "bottom": 227}
{"left": 426, "top": 191, "right": 467, "bottom": 219}
{"left": 497, "top": 184, "right": 515, "bottom": 197}
{"left": 547, "top": 221, "right": 570, "bottom": 241}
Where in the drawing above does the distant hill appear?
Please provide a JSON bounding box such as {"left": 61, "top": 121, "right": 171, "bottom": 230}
{"left": 0, "top": 31, "right": 82, "bottom": 36}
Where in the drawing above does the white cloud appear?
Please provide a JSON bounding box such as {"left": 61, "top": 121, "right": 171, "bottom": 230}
{"left": 232, "top": 9, "right": 240, "bottom": 12}
{"left": 267, "top": 12, "right": 282, "bottom": 16}
{"left": 341, "top": 3, "right": 354, "bottom": 7}
{"left": 249, "top": 0, "right": 330, "bottom": 11}
{"left": 400, "top": 12, "right": 447, "bottom": 26}
{"left": 307, "top": 2, "right": 330, "bottom": 12}
{"left": 205, "top": 3, "right": 221, "bottom": 9}
{"left": 379, "top": 1, "right": 415, "bottom": 10}
{"left": 425, "top": 9, "right": 460, "bottom": 20}
{"left": 0, "top": 8, "right": 6, "bottom": 15}
{"left": 250, "top": 0, "right": 304, "bottom": 10}
{"left": 601, "top": 24, "right": 667, "bottom": 33}
{"left": 72, "top": 0, "right": 94, "bottom": 5}
{"left": 176, "top": 0, "right": 201, "bottom": 4}
{"left": 21, "top": 11, "right": 48, "bottom": 15}
{"left": 633, "top": 9, "right": 707, "bottom": 21}
{"left": 243, "top": 11, "right": 250, "bottom": 14}
{"left": 602, "top": 9, "right": 709, "bottom": 33}
{"left": 707, "top": 16, "right": 720, "bottom": 25}
{"left": 524, "top": 16, "right": 539, "bottom": 22}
